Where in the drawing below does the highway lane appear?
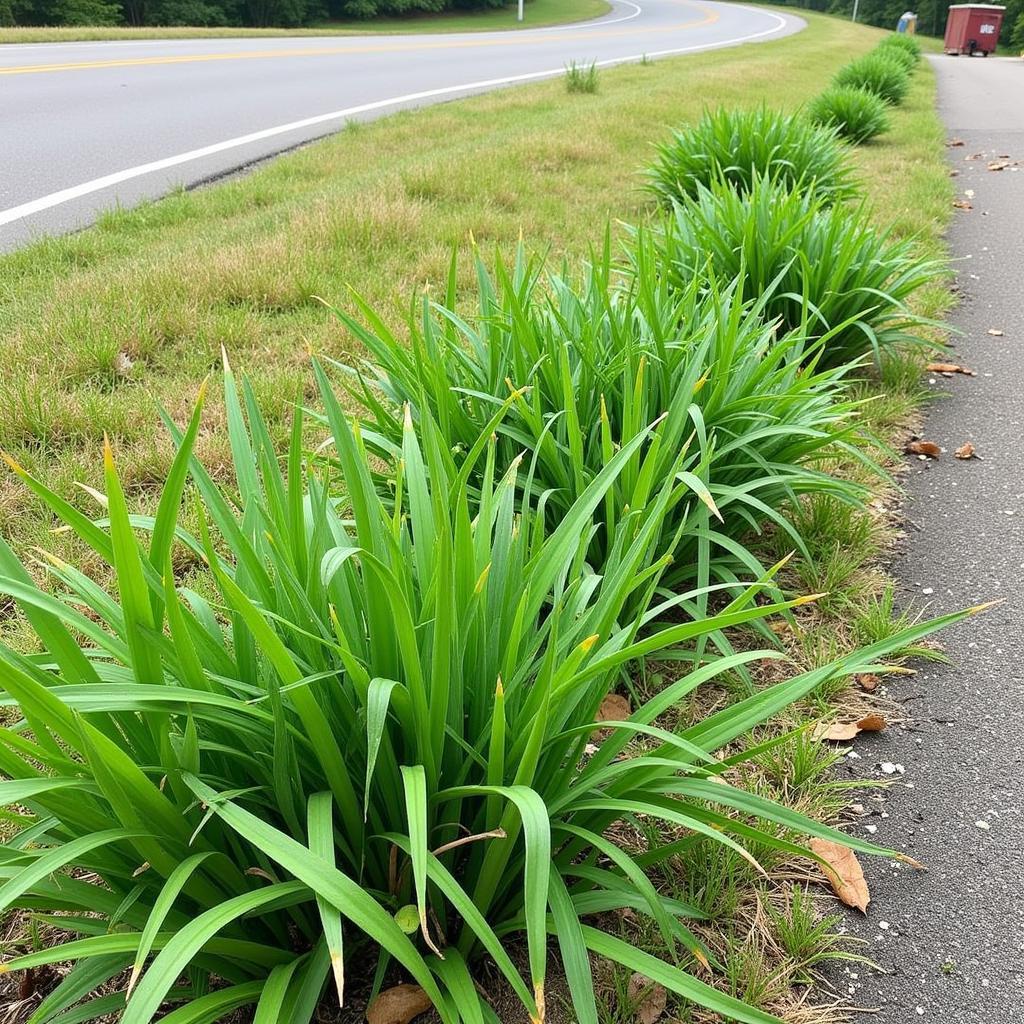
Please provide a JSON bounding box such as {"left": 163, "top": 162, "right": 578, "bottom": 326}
{"left": 0, "top": 1, "right": 803, "bottom": 249}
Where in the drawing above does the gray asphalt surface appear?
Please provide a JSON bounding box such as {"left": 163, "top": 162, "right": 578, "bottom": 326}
{"left": 0, "top": 0, "right": 803, "bottom": 250}
{"left": 827, "top": 55, "right": 1024, "bottom": 1023}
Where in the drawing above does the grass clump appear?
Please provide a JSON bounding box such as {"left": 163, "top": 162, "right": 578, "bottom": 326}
{"left": 330, "top": 244, "right": 869, "bottom": 601}
{"left": 644, "top": 173, "right": 946, "bottom": 367}
{"left": 645, "top": 106, "right": 857, "bottom": 208}
{"left": 0, "top": 364, "right": 967, "bottom": 1024}
{"left": 565, "top": 60, "right": 599, "bottom": 94}
{"left": 876, "top": 32, "right": 922, "bottom": 68}
{"left": 807, "top": 86, "right": 891, "bottom": 145}
{"left": 834, "top": 51, "right": 910, "bottom": 106}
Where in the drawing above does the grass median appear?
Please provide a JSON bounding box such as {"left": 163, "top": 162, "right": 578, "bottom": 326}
{"left": 0, "top": 0, "right": 610, "bottom": 43}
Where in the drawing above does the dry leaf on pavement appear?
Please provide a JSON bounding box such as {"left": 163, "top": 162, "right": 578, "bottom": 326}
{"left": 366, "top": 985, "right": 432, "bottom": 1024}
{"left": 926, "top": 362, "right": 976, "bottom": 376}
{"left": 987, "top": 328, "right": 1005, "bottom": 337}
{"left": 955, "top": 442, "right": 978, "bottom": 460}
{"left": 814, "top": 721, "right": 860, "bottom": 742}
{"left": 809, "top": 838, "right": 870, "bottom": 913}
{"left": 815, "top": 713, "right": 886, "bottom": 742}
{"left": 952, "top": 199, "right": 973, "bottom": 210}
{"left": 988, "top": 160, "right": 1010, "bottom": 171}
{"left": 628, "top": 973, "right": 667, "bottom": 1024}
{"left": 905, "top": 440, "right": 941, "bottom": 458}
{"left": 857, "top": 674, "right": 880, "bottom": 692}
{"left": 856, "top": 713, "right": 887, "bottom": 733}
{"left": 947, "top": 138, "right": 965, "bottom": 147}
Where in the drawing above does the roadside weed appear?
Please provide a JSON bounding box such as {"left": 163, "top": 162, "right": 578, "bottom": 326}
{"left": 646, "top": 106, "right": 857, "bottom": 207}
{"left": 565, "top": 60, "right": 599, "bottom": 94}
{"left": 646, "top": 174, "right": 946, "bottom": 367}
{"left": 807, "top": 86, "right": 891, "bottom": 145}
{"left": 878, "top": 32, "right": 922, "bottom": 60}
{"left": 835, "top": 52, "right": 910, "bottom": 105}
{"left": 853, "top": 584, "right": 949, "bottom": 662}
{"left": 876, "top": 33, "right": 921, "bottom": 70}
{"left": 329, "top": 243, "right": 870, "bottom": 601}
{"left": 766, "top": 887, "right": 863, "bottom": 981}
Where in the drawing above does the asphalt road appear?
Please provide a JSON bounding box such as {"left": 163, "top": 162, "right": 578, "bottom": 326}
{"left": 828, "top": 55, "right": 1024, "bottom": 1024}
{"left": 0, "top": 0, "right": 802, "bottom": 249}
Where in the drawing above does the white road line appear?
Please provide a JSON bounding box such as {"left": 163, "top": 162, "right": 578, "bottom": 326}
{"left": 0, "top": 6, "right": 793, "bottom": 228}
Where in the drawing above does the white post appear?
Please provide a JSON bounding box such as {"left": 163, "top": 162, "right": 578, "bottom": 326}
{"left": 518, "top": 0, "right": 524, "bottom": 21}
{"left": 852, "top": 0, "right": 859, "bottom": 21}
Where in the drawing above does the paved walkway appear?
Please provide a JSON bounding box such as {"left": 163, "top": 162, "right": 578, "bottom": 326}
{"left": 829, "top": 55, "right": 1024, "bottom": 1023}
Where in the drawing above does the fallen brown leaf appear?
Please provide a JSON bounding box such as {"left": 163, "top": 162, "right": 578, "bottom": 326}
{"left": 926, "top": 362, "right": 976, "bottom": 376}
{"left": 953, "top": 199, "right": 973, "bottom": 210}
{"left": 628, "top": 973, "right": 667, "bottom": 1024}
{"left": 947, "top": 137, "right": 965, "bottom": 147}
{"left": 814, "top": 721, "right": 860, "bottom": 742}
{"left": 955, "top": 442, "right": 978, "bottom": 460}
{"left": 809, "top": 838, "right": 870, "bottom": 913}
{"left": 367, "top": 985, "right": 432, "bottom": 1024}
{"left": 906, "top": 440, "right": 941, "bottom": 458}
{"left": 988, "top": 161, "right": 1010, "bottom": 171}
{"left": 987, "top": 328, "right": 1005, "bottom": 337}
{"left": 965, "top": 152, "right": 983, "bottom": 160}
{"left": 857, "top": 673, "right": 880, "bottom": 692}
{"left": 856, "top": 713, "right": 887, "bottom": 733}
{"left": 597, "top": 693, "right": 632, "bottom": 722}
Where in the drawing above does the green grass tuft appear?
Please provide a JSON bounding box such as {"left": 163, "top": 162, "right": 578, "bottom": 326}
{"left": 565, "top": 60, "right": 600, "bottom": 94}
{"left": 807, "top": 85, "right": 891, "bottom": 145}
{"left": 643, "top": 173, "right": 946, "bottom": 368}
{"left": 835, "top": 51, "right": 911, "bottom": 105}
{"left": 645, "top": 106, "right": 857, "bottom": 208}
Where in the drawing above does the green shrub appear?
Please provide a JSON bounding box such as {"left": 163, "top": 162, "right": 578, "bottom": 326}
{"left": 834, "top": 52, "right": 910, "bottom": 105}
{"left": 807, "top": 86, "right": 890, "bottom": 145}
{"left": 645, "top": 106, "right": 857, "bottom": 208}
{"left": 565, "top": 59, "right": 599, "bottom": 94}
{"left": 0, "top": 366, "right": 968, "bottom": 1024}
{"left": 877, "top": 32, "right": 922, "bottom": 66}
{"left": 872, "top": 41, "right": 917, "bottom": 74}
{"left": 330, "top": 244, "right": 869, "bottom": 602}
{"left": 642, "top": 174, "right": 945, "bottom": 368}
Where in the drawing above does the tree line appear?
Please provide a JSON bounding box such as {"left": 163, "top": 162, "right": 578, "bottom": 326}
{"left": 0, "top": 0, "right": 509, "bottom": 28}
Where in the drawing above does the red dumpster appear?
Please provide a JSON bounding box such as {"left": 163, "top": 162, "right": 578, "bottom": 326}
{"left": 944, "top": 4, "right": 1005, "bottom": 56}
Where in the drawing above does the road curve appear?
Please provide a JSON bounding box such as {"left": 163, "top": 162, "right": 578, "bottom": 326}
{"left": 0, "top": 1, "right": 803, "bottom": 249}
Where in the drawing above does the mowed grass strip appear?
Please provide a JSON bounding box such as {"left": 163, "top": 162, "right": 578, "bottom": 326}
{"left": 0, "top": 12, "right": 948, "bottom": 574}
{"left": 0, "top": 0, "right": 610, "bottom": 43}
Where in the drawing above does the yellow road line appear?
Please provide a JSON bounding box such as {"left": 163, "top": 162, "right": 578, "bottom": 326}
{"left": 0, "top": 4, "right": 718, "bottom": 76}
